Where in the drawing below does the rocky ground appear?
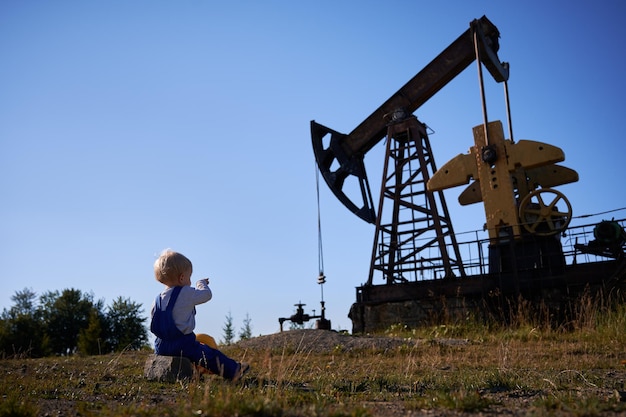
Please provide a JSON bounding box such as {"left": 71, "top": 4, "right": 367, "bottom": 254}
{"left": 237, "top": 328, "right": 440, "bottom": 352}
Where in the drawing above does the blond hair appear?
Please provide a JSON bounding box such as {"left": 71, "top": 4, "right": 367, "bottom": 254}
{"left": 154, "top": 250, "right": 192, "bottom": 285}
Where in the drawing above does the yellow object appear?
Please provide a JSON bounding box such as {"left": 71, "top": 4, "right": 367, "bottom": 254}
{"left": 196, "top": 333, "right": 218, "bottom": 349}
{"left": 428, "top": 120, "right": 578, "bottom": 241}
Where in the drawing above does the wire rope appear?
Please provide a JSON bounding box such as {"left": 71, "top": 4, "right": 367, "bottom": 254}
{"left": 315, "top": 162, "right": 326, "bottom": 302}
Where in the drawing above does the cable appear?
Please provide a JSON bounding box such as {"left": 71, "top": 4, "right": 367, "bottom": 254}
{"left": 574, "top": 206, "right": 626, "bottom": 219}
{"left": 315, "top": 162, "right": 326, "bottom": 302}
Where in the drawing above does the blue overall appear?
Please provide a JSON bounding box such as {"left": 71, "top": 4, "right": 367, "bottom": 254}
{"left": 150, "top": 286, "right": 239, "bottom": 379}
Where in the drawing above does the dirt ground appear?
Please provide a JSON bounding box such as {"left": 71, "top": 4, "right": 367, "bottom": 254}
{"left": 237, "top": 328, "right": 434, "bottom": 352}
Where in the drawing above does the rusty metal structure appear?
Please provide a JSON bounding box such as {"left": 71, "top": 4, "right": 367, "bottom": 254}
{"left": 311, "top": 16, "right": 626, "bottom": 333}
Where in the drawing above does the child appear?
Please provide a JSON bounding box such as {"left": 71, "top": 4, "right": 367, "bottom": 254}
{"left": 150, "top": 249, "right": 249, "bottom": 381}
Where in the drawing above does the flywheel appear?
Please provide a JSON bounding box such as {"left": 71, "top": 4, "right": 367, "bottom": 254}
{"left": 518, "top": 188, "right": 572, "bottom": 236}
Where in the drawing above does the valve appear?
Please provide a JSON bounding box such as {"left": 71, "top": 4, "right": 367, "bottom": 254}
{"left": 278, "top": 301, "right": 331, "bottom": 331}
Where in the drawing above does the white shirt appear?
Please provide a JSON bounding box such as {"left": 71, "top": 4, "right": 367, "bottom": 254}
{"left": 153, "top": 280, "right": 212, "bottom": 335}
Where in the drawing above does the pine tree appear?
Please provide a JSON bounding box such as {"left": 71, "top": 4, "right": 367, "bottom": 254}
{"left": 238, "top": 313, "right": 252, "bottom": 340}
{"left": 221, "top": 311, "right": 235, "bottom": 345}
{"left": 77, "top": 309, "right": 104, "bottom": 355}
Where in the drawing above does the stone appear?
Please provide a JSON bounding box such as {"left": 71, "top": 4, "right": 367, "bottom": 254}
{"left": 144, "top": 354, "right": 194, "bottom": 382}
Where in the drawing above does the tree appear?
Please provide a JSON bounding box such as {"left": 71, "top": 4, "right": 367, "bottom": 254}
{"left": 0, "top": 288, "right": 49, "bottom": 357}
{"left": 1, "top": 287, "right": 149, "bottom": 357}
{"left": 39, "top": 289, "right": 101, "bottom": 355}
{"left": 0, "top": 311, "right": 50, "bottom": 358}
{"left": 238, "top": 313, "right": 252, "bottom": 341}
{"left": 9, "top": 288, "right": 38, "bottom": 316}
{"left": 221, "top": 311, "right": 235, "bottom": 345}
{"left": 106, "top": 297, "right": 148, "bottom": 351}
{"left": 77, "top": 309, "right": 105, "bottom": 355}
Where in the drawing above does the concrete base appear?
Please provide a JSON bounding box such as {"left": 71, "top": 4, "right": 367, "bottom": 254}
{"left": 144, "top": 354, "right": 194, "bottom": 382}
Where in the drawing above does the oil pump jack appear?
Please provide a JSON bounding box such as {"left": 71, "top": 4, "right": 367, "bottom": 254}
{"left": 311, "top": 16, "right": 625, "bottom": 333}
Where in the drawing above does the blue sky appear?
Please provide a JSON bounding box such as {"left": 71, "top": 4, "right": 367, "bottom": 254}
{"left": 2, "top": 1, "right": 625, "bottom": 339}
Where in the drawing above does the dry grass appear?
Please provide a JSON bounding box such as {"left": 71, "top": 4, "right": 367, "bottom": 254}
{"left": 1, "top": 299, "right": 625, "bottom": 416}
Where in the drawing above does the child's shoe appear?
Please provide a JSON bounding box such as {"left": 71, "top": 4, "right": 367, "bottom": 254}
{"left": 231, "top": 362, "right": 250, "bottom": 381}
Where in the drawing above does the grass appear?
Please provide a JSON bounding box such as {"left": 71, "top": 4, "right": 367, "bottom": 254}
{"left": 1, "top": 298, "right": 625, "bottom": 416}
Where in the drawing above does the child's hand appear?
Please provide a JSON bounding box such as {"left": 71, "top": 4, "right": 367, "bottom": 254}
{"left": 196, "top": 278, "right": 210, "bottom": 288}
